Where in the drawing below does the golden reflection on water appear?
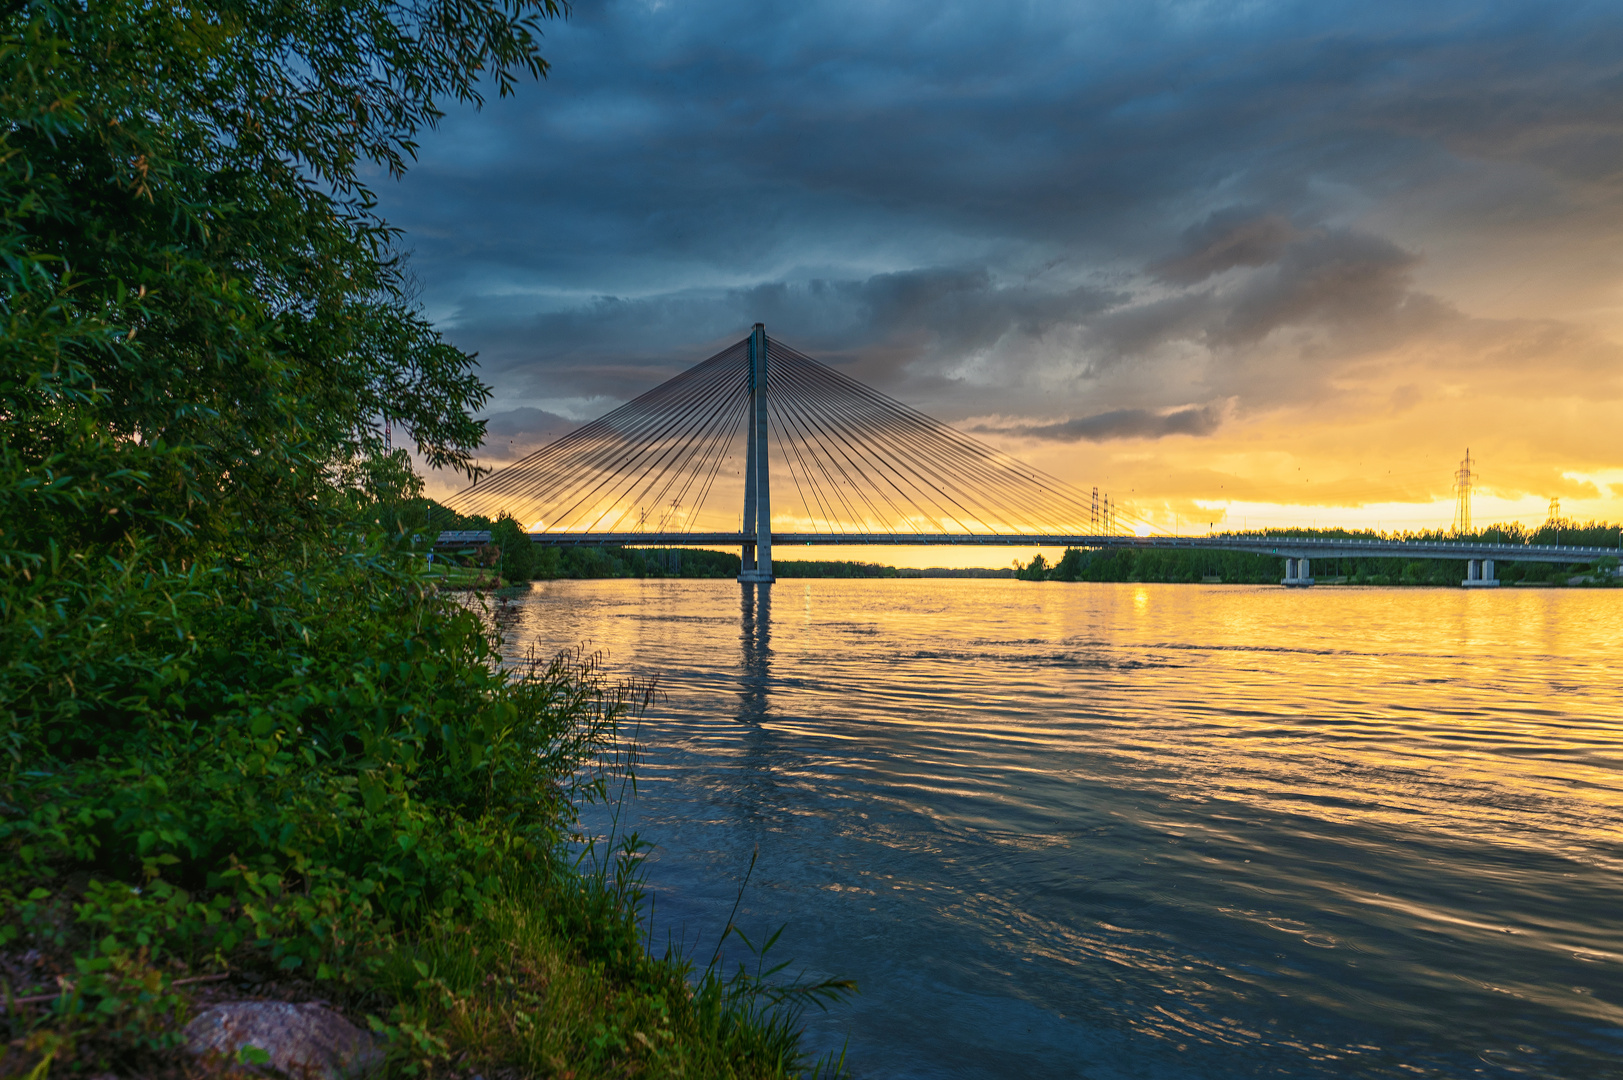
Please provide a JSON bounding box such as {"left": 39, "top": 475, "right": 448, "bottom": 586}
{"left": 494, "top": 580, "right": 1623, "bottom": 856}
{"left": 490, "top": 580, "right": 1623, "bottom": 1078}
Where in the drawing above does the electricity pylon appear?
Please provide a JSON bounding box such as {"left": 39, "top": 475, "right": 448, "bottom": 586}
{"left": 1452, "top": 449, "right": 1474, "bottom": 535}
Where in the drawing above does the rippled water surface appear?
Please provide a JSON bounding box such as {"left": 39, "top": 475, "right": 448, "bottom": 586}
{"left": 496, "top": 580, "right": 1623, "bottom": 1079}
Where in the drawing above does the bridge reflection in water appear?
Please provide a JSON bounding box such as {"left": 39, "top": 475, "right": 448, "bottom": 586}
{"left": 738, "top": 583, "right": 772, "bottom": 727}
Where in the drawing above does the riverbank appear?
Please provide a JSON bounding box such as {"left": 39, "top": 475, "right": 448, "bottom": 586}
{"left": 1, "top": 553, "right": 844, "bottom": 1079}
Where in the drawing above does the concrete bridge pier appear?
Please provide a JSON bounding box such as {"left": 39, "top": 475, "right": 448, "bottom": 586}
{"left": 1282, "top": 557, "right": 1313, "bottom": 587}
{"left": 1462, "top": 558, "right": 1499, "bottom": 588}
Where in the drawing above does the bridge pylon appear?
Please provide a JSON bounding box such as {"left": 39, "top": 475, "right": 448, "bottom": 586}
{"left": 738, "top": 323, "right": 775, "bottom": 583}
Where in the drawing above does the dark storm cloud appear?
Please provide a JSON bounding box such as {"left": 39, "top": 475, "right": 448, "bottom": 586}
{"left": 1214, "top": 229, "right": 1421, "bottom": 346}
{"left": 454, "top": 266, "right": 1121, "bottom": 411}
{"left": 977, "top": 404, "right": 1226, "bottom": 443}
{"left": 377, "top": 0, "right": 1623, "bottom": 446}
{"left": 483, "top": 406, "right": 574, "bottom": 437}
{"left": 1153, "top": 211, "right": 1301, "bottom": 285}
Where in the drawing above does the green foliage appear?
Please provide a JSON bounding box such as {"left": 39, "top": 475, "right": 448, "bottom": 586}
{"left": 379, "top": 885, "right": 851, "bottom": 1079}
{"left": 1014, "top": 553, "right": 1050, "bottom": 581}
{"left": 492, "top": 514, "right": 537, "bottom": 581}
{"left": 1, "top": 534, "right": 851, "bottom": 1076}
{"left": 1399, "top": 561, "right": 1431, "bottom": 585}
{"left": 772, "top": 560, "right": 895, "bottom": 578}
{"left": 410, "top": 505, "right": 749, "bottom": 579}
{"left": 2, "top": 0, "right": 563, "bottom": 565}
{"left": 1020, "top": 524, "right": 1623, "bottom": 585}
{"left": 1050, "top": 547, "right": 1086, "bottom": 581}
{"left": 598, "top": 547, "right": 742, "bottom": 578}
{"left": 404, "top": 501, "right": 917, "bottom": 582}
{"left": 0, "top": 542, "right": 638, "bottom": 1042}
{"left": 0, "top": 0, "right": 849, "bottom": 1074}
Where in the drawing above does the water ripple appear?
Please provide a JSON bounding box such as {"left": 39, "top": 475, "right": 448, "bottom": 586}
{"left": 499, "top": 580, "right": 1623, "bottom": 1080}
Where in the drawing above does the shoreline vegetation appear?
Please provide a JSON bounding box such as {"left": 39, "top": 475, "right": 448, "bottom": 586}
{"left": 1014, "top": 523, "right": 1623, "bottom": 587}
{"left": 2, "top": 2, "right": 848, "bottom": 1076}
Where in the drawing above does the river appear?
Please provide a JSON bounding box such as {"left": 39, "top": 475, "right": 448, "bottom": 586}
{"left": 494, "top": 579, "right": 1622, "bottom": 1079}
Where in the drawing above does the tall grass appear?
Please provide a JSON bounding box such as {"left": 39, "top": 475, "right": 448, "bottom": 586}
{"left": 380, "top": 719, "right": 857, "bottom": 1079}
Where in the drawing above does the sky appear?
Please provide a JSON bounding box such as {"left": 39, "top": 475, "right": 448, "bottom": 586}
{"left": 382, "top": 0, "right": 1623, "bottom": 561}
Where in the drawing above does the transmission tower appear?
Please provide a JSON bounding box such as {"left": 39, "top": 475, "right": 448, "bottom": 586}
{"left": 1452, "top": 448, "right": 1474, "bottom": 535}
{"left": 1092, "top": 486, "right": 1099, "bottom": 532}
{"left": 1547, "top": 496, "right": 1561, "bottom": 524}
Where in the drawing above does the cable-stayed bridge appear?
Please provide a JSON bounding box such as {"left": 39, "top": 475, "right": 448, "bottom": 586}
{"left": 447, "top": 325, "right": 1617, "bottom": 585}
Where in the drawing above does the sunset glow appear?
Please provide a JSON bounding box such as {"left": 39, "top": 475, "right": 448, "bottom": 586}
{"left": 395, "top": 1, "right": 1623, "bottom": 561}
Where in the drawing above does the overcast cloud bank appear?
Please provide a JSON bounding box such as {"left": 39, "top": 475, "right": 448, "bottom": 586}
{"left": 384, "top": 0, "right": 1623, "bottom": 514}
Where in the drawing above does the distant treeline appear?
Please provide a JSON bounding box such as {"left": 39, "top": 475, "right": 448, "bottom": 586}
{"left": 776, "top": 559, "right": 898, "bottom": 577}
{"left": 530, "top": 546, "right": 742, "bottom": 580}
{"left": 1186, "top": 522, "right": 1623, "bottom": 549}
{"left": 379, "top": 501, "right": 1622, "bottom": 586}
{"left": 897, "top": 567, "right": 1016, "bottom": 579}
{"left": 1016, "top": 524, "right": 1623, "bottom": 586}
{"left": 386, "top": 499, "right": 910, "bottom": 580}
{"left": 507, "top": 547, "right": 902, "bottom": 582}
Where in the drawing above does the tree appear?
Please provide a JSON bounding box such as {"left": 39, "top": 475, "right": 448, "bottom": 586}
{"left": 1016, "top": 553, "right": 1050, "bottom": 580}
{"left": 1050, "top": 547, "right": 1086, "bottom": 581}
{"left": 3, "top": 0, "right": 563, "bottom": 563}
{"left": 492, "top": 513, "right": 537, "bottom": 580}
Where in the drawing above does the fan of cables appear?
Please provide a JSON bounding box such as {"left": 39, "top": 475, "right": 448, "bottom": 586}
{"left": 448, "top": 334, "right": 1152, "bottom": 537}
{"left": 449, "top": 339, "right": 750, "bottom": 533}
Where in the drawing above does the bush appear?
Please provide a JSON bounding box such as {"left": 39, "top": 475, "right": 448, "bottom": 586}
{"left": 0, "top": 537, "right": 641, "bottom": 1057}
{"left": 1, "top": 540, "right": 845, "bottom": 1077}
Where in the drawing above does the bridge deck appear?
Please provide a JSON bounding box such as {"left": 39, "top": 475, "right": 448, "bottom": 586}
{"left": 525, "top": 532, "right": 1617, "bottom": 563}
